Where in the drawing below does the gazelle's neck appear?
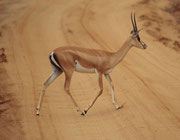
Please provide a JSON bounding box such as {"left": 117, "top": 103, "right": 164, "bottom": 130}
{"left": 112, "top": 37, "right": 132, "bottom": 67}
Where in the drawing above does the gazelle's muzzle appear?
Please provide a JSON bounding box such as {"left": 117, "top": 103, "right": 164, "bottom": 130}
{"left": 143, "top": 44, "right": 147, "bottom": 49}
{"left": 140, "top": 41, "right": 147, "bottom": 49}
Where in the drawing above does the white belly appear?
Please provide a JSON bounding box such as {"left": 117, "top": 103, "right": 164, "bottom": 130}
{"left": 74, "top": 60, "right": 95, "bottom": 73}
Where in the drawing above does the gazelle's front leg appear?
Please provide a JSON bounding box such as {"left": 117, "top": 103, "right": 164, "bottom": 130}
{"left": 104, "top": 74, "right": 120, "bottom": 110}
{"left": 83, "top": 72, "right": 103, "bottom": 115}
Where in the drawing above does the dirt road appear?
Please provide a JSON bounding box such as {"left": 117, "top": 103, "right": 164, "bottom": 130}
{"left": 0, "top": 0, "right": 180, "bottom": 139}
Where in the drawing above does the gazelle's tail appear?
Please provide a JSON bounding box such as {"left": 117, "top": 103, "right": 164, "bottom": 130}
{"left": 49, "top": 52, "right": 63, "bottom": 71}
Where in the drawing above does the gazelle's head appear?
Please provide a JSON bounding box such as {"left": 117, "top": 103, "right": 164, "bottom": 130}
{"left": 130, "top": 13, "right": 147, "bottom": 49}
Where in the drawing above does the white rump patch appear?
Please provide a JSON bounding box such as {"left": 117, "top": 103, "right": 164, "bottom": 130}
{"left": 74, "top": 60, "right": 95, "bottom": 73}
{"left": 50, "top": 52, "right": 63, "bottom": 70}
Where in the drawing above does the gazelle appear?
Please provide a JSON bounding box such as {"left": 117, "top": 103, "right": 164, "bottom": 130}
{"left": 36, "top": 14, "right": 147, "bottom": 116}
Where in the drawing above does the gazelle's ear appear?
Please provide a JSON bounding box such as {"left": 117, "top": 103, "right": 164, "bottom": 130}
{"left": 137, "top": 28, "right": 143, "bottom": 34}
{"left": 130, "top": 31, "right": 137, "bottom": 37}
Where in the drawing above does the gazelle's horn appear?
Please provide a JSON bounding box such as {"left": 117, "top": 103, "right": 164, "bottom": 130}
{"left": 134, "top": 13, "right": 138, "bottom": 31}
{"left": 131, "top": 13, "right": 135, "bottom": 31}
{"left": 137, "top": 28, "right": 143, "bottom": 33}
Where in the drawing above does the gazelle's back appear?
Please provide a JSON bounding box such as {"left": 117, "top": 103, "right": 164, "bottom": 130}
{"left": 53, "top": 46, "right": 114, "bottom": 70}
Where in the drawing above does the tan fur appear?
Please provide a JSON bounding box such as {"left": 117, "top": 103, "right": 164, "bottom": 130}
{"left": 36, "top": 19, "right": 147, "bottom": 116}
{"left": 54, "top": 46, "right": 115, "bottom": 73}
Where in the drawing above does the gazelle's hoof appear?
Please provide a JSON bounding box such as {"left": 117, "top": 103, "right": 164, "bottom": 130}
{"left": 36, "top": 110, "right": 40, "bottom": 116}
{"left": 81, "top": 112, "right": 85, "bottom": 116}
{"left": 115, "top": 103, "right": 125, "bottom": 110}
{"left": 116, "top": 106, "right": 121, "bottom": 110}
{"left": 80, "top": 110, "right": 87, "bottom": 116}
{"left": 84, "top": 110, "right": 87, "bottom": 114}
{"left": 76, "top": 108, "right": 84, "bottom": 116}
{"left": 115, "top": 105, "right": 121, "bottom": 110}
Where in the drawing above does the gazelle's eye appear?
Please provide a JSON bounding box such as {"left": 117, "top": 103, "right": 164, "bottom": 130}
{"left": 137, "top": 35, "right": 141, "bottom": 41}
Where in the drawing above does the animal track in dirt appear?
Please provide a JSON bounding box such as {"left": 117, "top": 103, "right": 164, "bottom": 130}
{"left": 173, "top": 40, "right": 180, "bottom": 51}
{"left": 0, "top": 48, "right": 7, "bottom": 63}
{"left": 164, "top": 0, "right": 180, "bottom": 24}
{"left": 158, "top": 37, "right": 172, "bottom": 46}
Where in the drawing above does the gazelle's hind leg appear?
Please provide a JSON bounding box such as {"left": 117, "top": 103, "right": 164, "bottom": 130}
{"left": 64, "top": 70, "right": 83, "bottom": 114}
{"left": 36, "top": 67, "right": 63, "bottom": 115}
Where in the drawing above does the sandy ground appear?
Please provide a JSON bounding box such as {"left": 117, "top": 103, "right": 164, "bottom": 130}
{"left": 0, "top": 0, "right": 180, "bottom": 139}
